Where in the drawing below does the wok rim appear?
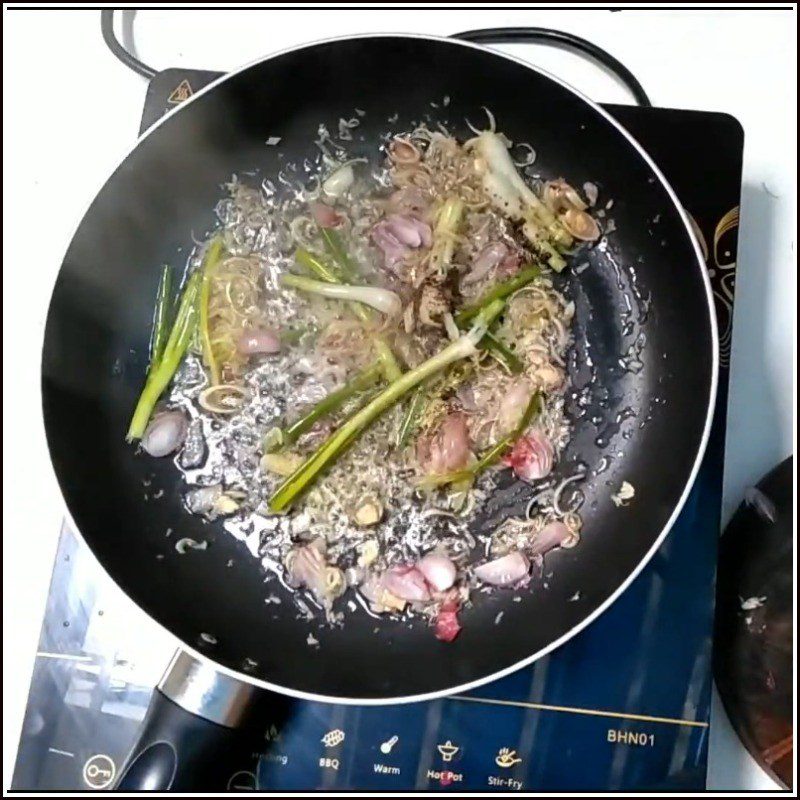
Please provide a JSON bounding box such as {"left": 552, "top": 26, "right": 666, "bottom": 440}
{"left": 41, "top": 32, "right": 719, "bottom": 705}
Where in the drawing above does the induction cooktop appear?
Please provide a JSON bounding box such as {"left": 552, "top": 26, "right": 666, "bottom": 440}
{"left": 11, "top": 61, "right": 744, "bottom": 791}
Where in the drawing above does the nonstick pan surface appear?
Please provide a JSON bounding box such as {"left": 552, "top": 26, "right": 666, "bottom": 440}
{"left": 42, "top": 35, "right": 716, "bottom": 702}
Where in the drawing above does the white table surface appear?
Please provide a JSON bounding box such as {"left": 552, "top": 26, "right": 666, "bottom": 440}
{"left": 3, "top": 6, "right": 795, "bottom": 791}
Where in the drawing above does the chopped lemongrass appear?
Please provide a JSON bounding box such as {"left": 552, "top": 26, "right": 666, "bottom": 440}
{"left": 429, "top": 196, "right": 464, "bottom": 276}
{"left": 198, "top": 237, "right": 225, "bottom": 385}
{"left": 263, "top": 426, "right": 284, "bottom": 452}
{"left": 198, "top": 384, "right": 247, "bottom": 414}
{"left": 268, "top": 299, "right": 505, "bottom": 512}
{"left": 354, "top": 498, "right": 383, "bottom": 526}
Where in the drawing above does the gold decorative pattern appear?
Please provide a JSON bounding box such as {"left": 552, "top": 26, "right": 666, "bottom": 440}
{"left": 451, "top": 694, "right": 709, "bottom": 728}
{"left": 686, "top": 206, "right": 739, "bottom": 368}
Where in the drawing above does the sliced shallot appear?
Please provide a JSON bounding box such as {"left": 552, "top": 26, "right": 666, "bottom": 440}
{"left": 530, "top": 520, "right": 570, "bottom": 556}
{"left": 371, "top": 214, "right": 432, "bottom": 268}
{"left": 474, "top": 551, "right": 530, "bottom": 587}
{"left": 562, "top": 208, "right": 601, "bottom": 241}
{"left": 389, "top": 136, "right": 421, "bottom": 165}
{"left": 496, "top": 379, "right": 534, "bottom": 435}
{"left": 286, "top": 539, "right": 345, "bottom": 604}
{"left": 497, "top": 247, "right": 523, "bottom": 277}
{"left": 417, "top": 412, "right": 472, "bottom": 475}
{"left": 418, "top": 553, "right": 457, "bottom": 592}
{"left": 434, "top": 600, "right": 462, "bottom": 642}
{"left": 237, "top": 328, "right": 281, "bottom": 355}
{"left": 310, "top": 201, "right": 342, "bottom": 229}
{"left": 141, "top": 410, "right": 187, "bottom": 457}
{"left": 382, "top": 565, "right": 431, "bottom": 602}
{"left": 463, "top": 242, "right": 508, "bottom": 285}
{"left": 502, "top": 429, "right": 554, "bottom": 481}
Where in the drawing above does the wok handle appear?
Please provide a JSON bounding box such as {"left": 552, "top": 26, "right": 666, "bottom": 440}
{"left": 451, "top": 27, "right": 651, "bottom": 106}
{"left": 116, "top": 650, "right": 266, "bottom": 791}
{"left": 115, "top": 690, "right": 259, "bottom": 791}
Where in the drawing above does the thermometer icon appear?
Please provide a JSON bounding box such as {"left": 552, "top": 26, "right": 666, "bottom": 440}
{"left": 380, "top": 735, "right": 399, "bottom": 754}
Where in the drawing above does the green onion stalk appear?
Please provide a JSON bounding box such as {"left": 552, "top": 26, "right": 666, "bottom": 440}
{"left": 280, "top": 273, "right": 401, "bottom": 319}
{"left": 268, "top": 298, "right": 506, "bottom": 512}
{"left": 126, "top": 271, "right": 202, "bottom": 441}
{"left": 469, "top": 131, "right": 569, "bottom": 269}
{"left": 455, "top": 265, "right": 541, "bottom": 327}
{"left": 482, "top": 332, "right": 524, "bottom": 374}
{"left": 524, "top": 230, "right": 567, "bottom": 272}
{"left": 454, "top": 264, "right": 541, "bottom": 373}
{"left": 396, "top": 385, "right": 427, "bottom": 449}
{"left": 294, "top": 248, "right": 402, "bottom": 382}
{"left": 524, "top": 203, "right": 572, "bottom": 250}
{"left": 320, "top": 228, "right": 360, "bottom": 282}
{"left": 148, "top": 264, "right": 173, "bottom": 374}
{"left": 265, "top": 359, "right": 383, "bottom": 452}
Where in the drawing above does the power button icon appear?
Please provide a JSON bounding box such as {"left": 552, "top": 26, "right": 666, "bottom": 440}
{"left": 83, "top": 754, "right": 116, "bottom": 789}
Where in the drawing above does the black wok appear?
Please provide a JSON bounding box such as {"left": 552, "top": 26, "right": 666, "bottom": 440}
{"left": 41, "top": 32, "right": 716, "bottom": 787}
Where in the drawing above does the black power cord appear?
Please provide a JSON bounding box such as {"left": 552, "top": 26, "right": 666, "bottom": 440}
{"left": 101, "top": 9, "right": 156, "bottom": 80}
{"left": 99, "top": 11, "right": 650, "bottom": 107}
{"left": 452, "top": 27, "right": 651, "bottom": 107}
